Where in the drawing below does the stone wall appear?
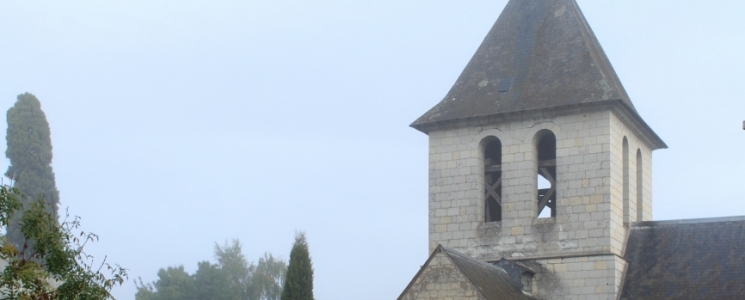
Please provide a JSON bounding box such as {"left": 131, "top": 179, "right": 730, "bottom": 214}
{"left": 528, "top": 255, "right": 627, "bottom": 300}
{"left": 609, "top": 112, "right": 654, "bottom": 223}
{"left": 429, "top": 109, "right": 618, "bottom": 258}
{"left": 426, "top": 107, "right": 655, "bottom": 299}
{"left": 608, "top": 113, "right": 654, "bottom": 254}
{"left": 399, "top": 252, "right": 484, "bottom": 300}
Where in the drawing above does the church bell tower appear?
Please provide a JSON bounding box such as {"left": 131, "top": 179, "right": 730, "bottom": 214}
{"left": 411, "top": 0, "right": 666, "bottom": 298}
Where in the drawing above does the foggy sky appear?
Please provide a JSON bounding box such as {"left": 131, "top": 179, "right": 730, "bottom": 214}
{"left": 1, "top": 1, "right": 744, "bottom": 299}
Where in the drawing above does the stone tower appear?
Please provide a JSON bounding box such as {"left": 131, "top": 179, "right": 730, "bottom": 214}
{"left": 411, "top": 0, "right": 666, "bottom": 298}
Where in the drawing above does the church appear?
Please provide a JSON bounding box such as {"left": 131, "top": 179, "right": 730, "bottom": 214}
{"left": 397, "top": 0, "right": 745, "bottom": 299}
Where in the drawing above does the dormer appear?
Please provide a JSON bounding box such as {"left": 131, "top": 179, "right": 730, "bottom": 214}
{"left": 494, "top": 258, "right": 536, "bottom": 295}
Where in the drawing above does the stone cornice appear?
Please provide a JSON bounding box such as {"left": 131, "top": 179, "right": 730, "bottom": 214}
{"left": 411, "top": 100, "right": 667, "bottom": 150}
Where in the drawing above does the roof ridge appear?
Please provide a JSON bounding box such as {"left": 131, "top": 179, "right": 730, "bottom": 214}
{"left": 633, "top": 215, "right": 745, "bottom": 227}
{"left": 441, "top": 246, "right": 510, "bottom": 274}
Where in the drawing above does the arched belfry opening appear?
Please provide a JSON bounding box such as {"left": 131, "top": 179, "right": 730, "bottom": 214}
{"left": 636, "top": 149, "right": 644, "bottom": 221}
{"left": 483, "top": 137, "right": 502, "bottom": 222}
{"left": 536, "top": 131, "right": 557, "bottom": 218}
{"left": 623, "top": 137, "right": 630, "bottom": 226}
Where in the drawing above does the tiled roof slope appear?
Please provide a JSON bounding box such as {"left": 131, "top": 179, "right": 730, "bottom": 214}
{"left": 621, "top": 217, "right": 745, "bottom": 299}
{"left": 442, "top": 246, "right": 535, "bottom": 300}
{"left": 411, "top": 0, "right": 633, "bottom": 130}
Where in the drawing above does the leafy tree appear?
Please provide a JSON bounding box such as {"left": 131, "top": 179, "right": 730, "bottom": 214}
{"left": 193, "top": 261, "right": 232, "bottom": 300}
{"left": 136, "top": 260, "right": 240, "bottom": 300}
{"left": 251, "top": 253, "right": 286, "bottom": 300}
{"left": 136, "top": 266, "right": 194, "bottom": 300}
{"left": 280, "top": 232, "right": 314, "bottom": 300}
{"left": 214, "top": 240, "right": 250, "bottom": 299}
{"left": 0, "top": 185, "right": 127, "bottom": 299}
{"left": 133, "top": 280, "right": 158, "bottom": 300}
{"left": 5, "top": 93, "right": 60, "bottom": 248}
{"left": 136, "top": 240, "right": 287, "bottom": 300}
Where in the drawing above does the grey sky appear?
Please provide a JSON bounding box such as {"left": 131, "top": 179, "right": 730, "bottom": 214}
{"left": 1, "top": 1, "right": 744, "bottom": 299}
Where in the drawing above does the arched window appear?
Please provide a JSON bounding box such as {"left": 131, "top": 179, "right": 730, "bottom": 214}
{"left": 636, "top": 149, "right": 644, "bottom": 221}
{"left": 536, "top": 131, "right": 556, "bottom": 218}
{"left": 623, "top": 137, "right": 630, "bottom": 226}
{"left": 483, "top": 137, "right": 502, "bottom": 222}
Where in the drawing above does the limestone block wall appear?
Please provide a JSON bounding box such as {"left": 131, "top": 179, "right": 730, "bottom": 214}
{"left": 609, "top": 113, "right": 654, "bottom": 222}
{"left": 428, "top": 109, "right": 631, "bottom": 259}
{"left": 399, "top": 252, "right": 484, "bottom": 300}
{"left": 608, "top": 113, "right": 654, "bottom": 253}
{"left": 528, "top": 254, "right": 627, "bottom": 300}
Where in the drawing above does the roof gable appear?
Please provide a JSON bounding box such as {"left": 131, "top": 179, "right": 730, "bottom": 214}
{"left": 398, "top": 245, "right": 534, "bottom": 300}
{"left": 444, "top": 247, "right": 534, "bottom": 300}
{"left": 412, "top": 0, "right": 633, "bottom": 129}
{"left": 621, "top": 217, "right": 745, "bottom": 299}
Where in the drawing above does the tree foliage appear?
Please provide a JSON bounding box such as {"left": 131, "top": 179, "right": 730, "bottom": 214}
{"left": 0, "top": 185, "right": 127, "bottom": 299}
{"left": 280, "top": 232, "right": 313, "bottom": 300}
{"left": 251, "top": 253, "right": 286, "bottom": 300}
{"left": 136, "top": 266, "right": 195, "bottom": 300}
{"left": 193, "top": 262, "right": 231, "bottom": 300}
{"left": 213, "top": 240, "right": 249, "bottom": 299}
{"left": 5, "top": 93, "right": 60, "bottom": 248}
{"left": 136, "top": 240, "right": 287, "bottom": 300}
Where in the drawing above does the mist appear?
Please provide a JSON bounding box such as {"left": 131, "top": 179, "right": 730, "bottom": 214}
{"left": 1, "top": 1, "right": 744, "bottom": 299}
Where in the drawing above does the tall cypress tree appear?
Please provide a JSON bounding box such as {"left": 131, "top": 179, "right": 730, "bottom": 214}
{"left": 5, "top": 93, "right": 60, "bottom": 247}
{"left": 281, "top": 232, "right": 314, "bottom": 300}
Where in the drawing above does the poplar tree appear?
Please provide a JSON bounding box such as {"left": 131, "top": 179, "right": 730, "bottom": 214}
{"left": 280, "top": 232, "right": 314, "bottom": 300}
{"left": 5, "top": 92, "right": 60, "bottom": 247}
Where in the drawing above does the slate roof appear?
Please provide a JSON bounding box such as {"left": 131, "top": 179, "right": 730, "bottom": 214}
{"left": 398, "top": 245, "right": 534, "bottom": 300}
{"left": 440, "top": 246, "right": 535, "bottom": 300}
{"left": 494, "top": 258, "right": 536, "bottom": 291}
{"left": 411, "top": 0, "right": 634, "bottom": 130}
{"left": 621, "top": 216, "right": 745, "bottom": 299}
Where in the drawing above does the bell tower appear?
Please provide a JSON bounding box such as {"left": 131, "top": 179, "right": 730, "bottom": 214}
{"left": 411, "top": 0, "right": 666, "bottom": 298}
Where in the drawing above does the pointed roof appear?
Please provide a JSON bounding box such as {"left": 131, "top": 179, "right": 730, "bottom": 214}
{"left": 398, "top": 245, "right": 534, "bottom": 300}
{"left": 412, "top": 0, "right": 637, "bottom": 130}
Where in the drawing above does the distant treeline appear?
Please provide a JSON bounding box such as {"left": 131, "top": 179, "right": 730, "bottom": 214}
{"left": 136, "top": 232, "right": 314, "bottom": 300}
{"left": 135, "top": 239, "right": 286, "bottom": 300}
